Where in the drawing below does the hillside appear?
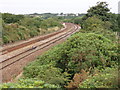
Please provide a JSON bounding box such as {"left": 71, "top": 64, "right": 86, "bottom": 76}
{"left": 2, "top": 13, "right": 63, "bottom": 44}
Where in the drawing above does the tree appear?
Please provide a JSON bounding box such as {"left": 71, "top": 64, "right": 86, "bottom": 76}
{"left": 85, "top": 2, "right": 110, "bottom": 21}
{"left": 60, "top": 13, "right": 63, "bottom": 16}
{"left": 73, "top": 17, "right": 83, "bottom": 24}
{"left": 2, "top": 13, "right": 24, "bottom": 23}
{"left": 82, "top": 16, "right": 104, "bottom": 31}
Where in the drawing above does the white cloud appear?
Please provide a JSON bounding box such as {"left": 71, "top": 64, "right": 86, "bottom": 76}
{"left": 0, "top": 0, "right": 119, "bottom": 14}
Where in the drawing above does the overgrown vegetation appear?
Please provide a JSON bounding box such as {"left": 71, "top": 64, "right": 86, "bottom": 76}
{"left": 79, "top": 66, "right": 118, "bottom": 88}
{"left": 2, "top": 13, "right": 63, "bottom": 44}
{"left": 81, "top": 2, "right": 119, "bottom": 32}
{"left": 0, "top": 79, "right": 60, "bottom": 88}
{"left": 1, "top": 1, "right": 119, "bottom": 89}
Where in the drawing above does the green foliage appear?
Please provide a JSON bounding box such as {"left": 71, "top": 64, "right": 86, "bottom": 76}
{"left": 79, "top": 67, "right": 119, "bottom": 88}
{"left": 82, "top": 15, "right": 114, "bottom": 31}
{"left": 2, "top": 13, "right": 24, "bottom": 23}
{"left": 0, "top": 78, "right": 60, "bottom": 88}
{"left": 70, "top": 2, "right": 119, "bottom": 88}
{"left": 108, "top": 13, "right": 120, "bottom": 32}
{"left": 81, "top": 16, "right": 117, "bottom": 41}
{"left": 3, "top": 36, "right": 9, "bottom": 44}
{"left": 3, "top": 24, "right": 30, "bottom": 43}
{"left": 85, "top": 2, "right": 110, "bottom": 21}
{"left": 72, "top": 17, "right": 83, "bottom": 24}
{"left": 80, "top": 2, "right": 119, "bottom": 32}
{"left": 62, "top": 16, "right": 84, "bottom": 24}
{"left": 82, "top": 16, "right": 104, "bottom": 31}
{"left": 18, "top": 17, "right": 41, "bottom": 28}
{"left": 56, "top": 33, "right": 118, "bottom": 73}
{"left": 23, "top": 63, "right": 70, "bottom": 86}
{"left": 2, "top": 13, "right": 63, "bottom": 44}
{"left": 40, "top": 18, "right": 63, "bottom": 29}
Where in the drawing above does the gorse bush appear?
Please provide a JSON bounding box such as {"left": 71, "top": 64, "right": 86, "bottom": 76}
{"left": 55, "top": 33, "right": 118, "bottom": 73}
{"left": 79, "top": 66, "right": 119, "bottom": 88}
{"left": 82, "top": 16, "right": 104, "bottom": 31}
{"left": 80, "top": 16, "right": 117, "bottom": 42}
{"left": 3, "top": 24, "right": 31, "bottom": 43}
{"left": 41, "top": 18, "right": 63, "bottom": 29}
{"left": 23, "top": 64, "right": 70, "bottom": 86}
{"left": 0, "top": 78, "right": 60, "bottom": 88}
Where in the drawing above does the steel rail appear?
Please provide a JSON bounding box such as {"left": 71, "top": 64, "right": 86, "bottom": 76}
{"left": 0, "top": 24, "right": 79, "bottom": 70}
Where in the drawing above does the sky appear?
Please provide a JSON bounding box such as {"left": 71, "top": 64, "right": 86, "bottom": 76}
{"left": 0, "top": 0, "right": 119, "bottom": 14}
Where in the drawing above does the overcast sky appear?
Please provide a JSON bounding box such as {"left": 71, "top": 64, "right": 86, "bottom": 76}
{"left": 0, "top": 0, "right": 119, "bottom": 14}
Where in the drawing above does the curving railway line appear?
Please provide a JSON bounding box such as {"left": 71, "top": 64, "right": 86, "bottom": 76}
{"left": 0, "top": 23, "right": 80, "bottom": 82}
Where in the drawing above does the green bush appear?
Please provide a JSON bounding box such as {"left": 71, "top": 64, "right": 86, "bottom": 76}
{"left": 29, "top": 29, "right": 39, "bottom": 37}
{"left": 82, "top": 16, "right": 104, "bottom": 31}
{"left": 23, "top": 63, "right": 70, "bottom": 86}
{"left": 81, "top": 16, "right": 117, "bottom": 42}
{"left": 2, "top": 13, "right": 24, "bottom": 23}
{"left": 82, "top": 16, "right": 114, "bottom": 31}
{"left": 18, "top": 17, "right": 41, "bottom": 28}
{"left": 79, "top": 67, "right": 119, "bottom": 88}
{"left": 56, "top": 33, "right": 118, "bottom": 73}
{"left": 0, "top": 78, "right": 60, "bottom": 88}
{"left": 41, "top": 18, "right": 63, "bottom": 29}
{"left": 3, "top": 36, "right": 9, "bottom": 44}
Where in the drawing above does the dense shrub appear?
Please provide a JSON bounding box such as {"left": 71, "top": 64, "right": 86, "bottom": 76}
{"left": 72, "top": 17, "right": 83, "bottom": 24}
{"left": 23, "top": 64, "right": 70, "bottom": 86}
{"left": 40, "top": 18, "right": 63, "bottom": 29}
{"left": 2, "top": 13, "right": 24, "bottom": 23}
{"left": 56, "top": 33, "right": 118, "bottom": 73}
{"left": 18, "top": 17, "right": 41, "bottom": 28}
{"left": 82, "top": 16, "right": 104, "bottom": 31}
{"left": 79, "top": 66, "right": 119, "bottom": 88}
{"left": 0, "top": 79, "right": 60, "bottom": 88}
{"left": 81, "top": 16, "right": 117, "bottom": 42}
{"left": 3, "top": 36, "right": 9, "bottom": 44}
{"left": 3, "top": 24, "right": 30, "bottom": 43}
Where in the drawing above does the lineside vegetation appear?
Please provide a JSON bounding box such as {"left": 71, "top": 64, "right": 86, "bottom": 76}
{"left": 1, "top": 2, "right": 119, "bottom": 89}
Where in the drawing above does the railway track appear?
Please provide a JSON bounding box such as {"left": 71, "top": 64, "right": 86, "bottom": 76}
{"left": 0, "top": 23, "right": 70, "bottom": 55}
{"left": 0, "top": 23, "right": 80, "bottom": 82}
